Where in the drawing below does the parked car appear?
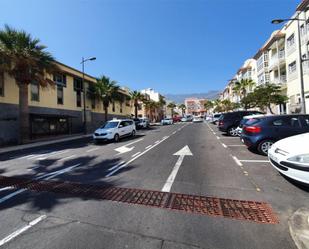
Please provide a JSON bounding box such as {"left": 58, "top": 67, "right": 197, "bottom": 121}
{"left": 173, "top": 116, "right": 182, "bottom": 123}
{"left": 133, "top": 118, "right": 141, "bottom": 128}
{"left": 161, "top": 118, "right": 173, "bottom": 125}
{"left": 181, "top": 115, "right": 193, "bottom": 122}
{"left": 93, "top": 119, "right": 136, "bottom": 142}
{"left": 241, "top": 114, "right": 309, "bottom": 155}
{"left": 236, "top": 114, "right": 269, "bottom": 136}
{"left": 268, "top": 132, "right": 309, "bottom": 185}
{"left": 193, "top": 116, "right": 203, "bottom": 123}
{"left": 181, "top": 117, "right": 188, "bottom": 122}
{"left": 137, "top": 117, "right": 149, "bottom": 129}
{"left": 218, "top": 111, "right": 263, "bottom": 136}
{"left": 211, "top": 113, "right": 222, "bottom": 124}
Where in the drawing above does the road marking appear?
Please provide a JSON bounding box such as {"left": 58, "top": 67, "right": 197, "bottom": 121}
{"left": 226, "top": 145, "right": 246, "bottom": 147}
{"left": 172, "top": 131, "right": 176, "bottom": 135}
{"left": 239, "top": 160, "right": 269, "bottom": 163}
{"left": 162, "top": 145, "right": 193, "bottom": 192}
{"left": 0, "top": 163, "right": 81, "bottom": 204}
{"left": 33, "top": 150, "right": 71, "bottom": 160}
{"left": 115, "top": 138, "right": 143, "bottom": 155}
{"left": 121, "top": 138, "right": 144, "bottom": 148}
{"left": 86, "top": 147, "right": 99, "bottom": 152}
{"left": 145, "top": 145, "right": 152, "bottom": 150}
{"left": 154, "top": 140, "right": 160, "bottom": 144}
{"left": 0, "top": 187, "right": 13, "bottom": 192}
{"left": 0, "top": 215, "right": 47, "bottom": 247}
{"left": 213, "top": 132, "right": 216, "bottom": 135}
{"left": 131, "top": 152, "right": 141, "bottom": 157}
{"left": 221, "top": 143, "right": 227, "bottom": 148}
{"left": 59, "top": 155, "right": 76, "bottom": 161}
{"left": 232, "top": 156, "right": 243, "bottom": 167}
{"left": 216, "top": 136, "right": 220, "bottom": 140}
{"left": 107, "top": 161, "right": 125, "bottom": 172}
{"left": 106, "top": 136, "right": 170, "bottom": 177}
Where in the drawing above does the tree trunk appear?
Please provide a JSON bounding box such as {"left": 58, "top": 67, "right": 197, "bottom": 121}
{"left": 104, "top": 106, "right": 108, "bottom": 122}
{"left": 134, "top": 102, "right": 138, "bottom": 118}
{"left": 268, "top": 104, "right": 274, "bottom": 114}
{"left": 19, "top": 83, "right": 30, "bottom": 144}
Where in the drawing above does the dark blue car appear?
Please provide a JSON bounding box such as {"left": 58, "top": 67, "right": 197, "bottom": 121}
{"left": 241, "top": 114, "right": 309, "bottom": 155}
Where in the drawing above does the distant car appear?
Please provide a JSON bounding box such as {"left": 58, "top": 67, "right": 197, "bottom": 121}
{"left": 137, "top": 117, "right": 149, "bottom": 129}
{"left": 192, "top": 116, "right": 203, "bottom": 123}
{"left": 173, "top": 116, "right": 182, "bottom": 123}
{"left": 268, "top": 132, "right": 309, "bottom": 185}
{"left": 241, "top": 114, "right": 309, "bottom": 155}
{"left": 186, "top": 115, "right": 193, "bottom": 122}
{"left": 133, "top": 118, "right": 141, "bottom": 128}
{"left": 236, "top": 114, "right": 270, "bottom": 136}
{"left": 181, "top": 117, "right": 188, "bottom": 122}
{"left": 211, "top": 113, "right": 222, "bottom": 124}
{"left": 161, "top": 118, "right": 173, "bottom": 125}
{"left": 93, "top": 119, "right": 136, "bottom": 142}
{"left": 218, "top": 111, "right": 264, "bottom": 136}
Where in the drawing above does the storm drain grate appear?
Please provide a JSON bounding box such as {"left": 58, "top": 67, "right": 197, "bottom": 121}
{"left": 0, "top": 176, "right": 279, "bottom": 224}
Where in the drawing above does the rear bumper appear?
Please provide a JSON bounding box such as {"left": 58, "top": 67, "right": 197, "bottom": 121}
{"left": 240, "top": 135, "right": 257, "bottom": 149}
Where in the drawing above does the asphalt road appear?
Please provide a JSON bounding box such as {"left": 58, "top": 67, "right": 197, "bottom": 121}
{"left": 0, "top": 122, "right": 308, "bottom": 249}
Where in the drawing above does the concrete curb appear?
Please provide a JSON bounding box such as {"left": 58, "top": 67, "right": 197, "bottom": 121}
{"left": 289, "top": 207, "right": 309, "bottom": 249}
{"left": 0, "top": 134, "right": 92, "bottom": 154}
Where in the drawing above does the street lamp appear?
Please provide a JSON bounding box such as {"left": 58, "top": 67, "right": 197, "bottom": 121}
{"left": 81, "top": 56, "right": 96, "bottom": 134}
{"left": 272, "top": 17, "right": 307, "bottom": 114}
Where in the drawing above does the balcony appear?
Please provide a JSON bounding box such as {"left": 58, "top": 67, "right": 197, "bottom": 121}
{"left": 269, "top": 50, "right": 285, "bottom": 69}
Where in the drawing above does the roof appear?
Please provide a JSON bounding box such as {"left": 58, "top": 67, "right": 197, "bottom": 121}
{"left": 296, "top": 0, "right": 309, "bottom": 11}
{"left": 253, "top": 30, "right": 283, "bottom": 59}
{"left": 263, "top": 31, "right": 285, "bottom": 50}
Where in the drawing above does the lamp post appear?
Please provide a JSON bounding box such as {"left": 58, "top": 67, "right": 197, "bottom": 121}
{"left": 272, "top": 17, "right": 307, "bottom": 114}
{"left": 81, "top": 57, "right": 96, "bottom": 134}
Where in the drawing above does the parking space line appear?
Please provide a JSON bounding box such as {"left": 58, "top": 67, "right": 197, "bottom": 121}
{"left": 216, "top": 136, "right": 220, "bottom": 140}
{"left": 0, "top": 215, "right": 47, "bottom": 247}
{"left": 239, "top": 160, "right": 269, "bottom": 163}
{"left": 226, "top": 144, "right": 246, "bottom": 147}
{"left": 232, "top": 156, "right": 243, "bottom": 167}
{"left": 131, "top": 152, "right": 141, "bottom": 157}
{"left": 221, "top": 143, "right": 227, "bottom": 148}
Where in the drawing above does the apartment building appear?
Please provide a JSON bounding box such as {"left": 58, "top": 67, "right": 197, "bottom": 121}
{"left": 0, "top": 61, "right": 132, "bottom": 145}
{"left": 185, "top": 98, "right": 206, "bottom": 116}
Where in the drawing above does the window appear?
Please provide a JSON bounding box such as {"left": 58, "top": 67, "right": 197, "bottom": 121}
{"left": 57, "top": 85, "right": 63, "bottom": 104}
{"left": 288, "top": 61, "right": 297, "bottom": 74}
{"left": 31, "top": 80, "right": 39, "bottom": 101}
{"left": 304, "top": 117, "right": 309, "bottom": 126}
{"left": 112, "top": 101, "right": 115, "bottom": 112}
{"left": 287, "top": 34, "right": 295, "bottom": 48}
{"left": 120, "top": 101, "right": 123, "bottom": 113}
{"left": 300, "top": 24, "right": 306, "bottom": 36}
{"left": 273, "top": 119, "right": 284, "bottom": 126}
{"left": 91, "top": 97, "right": 95, "bottom": 109}
{"left": 74, "top": 77, "right": 83, "bottom": 91}
{"left": 290, "top": 117, "right": 301, "bottom": 128}
{"left": 0, "top": 72, "right": 4, "bottom": 96}
{"left": 76, "top": 90, "right": 81, "bottom": 107}
{"left": 53, "top": 73, "right": 66, "bottom": 87}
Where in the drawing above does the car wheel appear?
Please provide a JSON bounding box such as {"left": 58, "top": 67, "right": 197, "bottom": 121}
{"left": 228, "top": 126, "right": 238, "bottom": 136}
{"left": 114, "top": 134, "right": 120, "bottom": 142}
{"left": 258, "top": 140, "right": 274, "bottom": 156}
{"left": 131, "top": 130, "right": 136, "bottom": 137}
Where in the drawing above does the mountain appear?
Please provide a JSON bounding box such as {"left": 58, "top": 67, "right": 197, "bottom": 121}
{"left": 164, "top": 90, "right": 220, "bottom": 104}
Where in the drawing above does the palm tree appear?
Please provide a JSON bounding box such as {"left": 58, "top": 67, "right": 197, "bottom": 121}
{"left": 94, "top": 75, "right": 120, "bottom": 122}
{"left": 130, "top": 90, "right": 143, "bottom": 118}
{"left": 204, "top": 101, "right": 214, "bottom": 113}
{"left": 158, "top": 95, "right": 166, "bottom": 120}
{"left": 167, "top": 102, "right": 176, "bottom": 118}
{"left": 233, "top": 79, "right": 255, "bottom": 100}
{"left": 0, "top": 25, "right": 57, "bottom": 143}
{"left": 178, "top": 104, "right": 186, "bottom": 116}
{"left": 144, "top": 100, "right": 158, "bottom": 122}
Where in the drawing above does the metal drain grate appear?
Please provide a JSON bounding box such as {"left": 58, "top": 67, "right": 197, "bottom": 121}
{"left": 0, "top": 176, "right": 278, "bottom": 224}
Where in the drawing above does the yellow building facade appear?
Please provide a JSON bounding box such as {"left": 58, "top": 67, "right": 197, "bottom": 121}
{"left": 0, "top": 61, "right": 132, "bottom": 145}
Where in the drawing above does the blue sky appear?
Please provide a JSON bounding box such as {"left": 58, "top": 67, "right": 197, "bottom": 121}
{"left": 0, "top": 0, "right": 301, "bottom": 94}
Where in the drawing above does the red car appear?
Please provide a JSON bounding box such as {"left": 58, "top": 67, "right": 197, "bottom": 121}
{"left": 172, "top": 116, "right": 182, "bottom": 122}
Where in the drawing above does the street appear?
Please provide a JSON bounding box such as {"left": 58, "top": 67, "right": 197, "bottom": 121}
{"left": 0, "top": 122, "right": 308, "bottom": 249}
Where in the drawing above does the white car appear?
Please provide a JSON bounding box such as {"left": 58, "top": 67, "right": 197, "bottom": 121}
{"left": 161, "top": 118, "right": 173, "bottom": 125}
{"left": 93, "top": 119, "right": 136, "bottom": 142}
{"left": 192, "top": 116, "right": 203, "bottom": 123}
{"left": 268, "top": 132, "right": 309, "bottom": 185}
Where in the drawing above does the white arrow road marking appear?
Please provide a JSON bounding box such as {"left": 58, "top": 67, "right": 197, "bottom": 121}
{"left": 0, "top": 215, "right": 47, "bottom": 246}
{"left": 0, "top": 163, "right": 81, "bottom": 204}
{"left": 162, "top": 145, "right": 193, "bottom": 192}
{"left": 114, "top": 138, "right": 143, "bottom": 155}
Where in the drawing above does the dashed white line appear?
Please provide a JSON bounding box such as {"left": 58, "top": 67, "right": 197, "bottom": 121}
{"left": 0, "top": 215, "right": 47, "bottom": 247}
{"left": 131, "top": 152, "right": 141, "bottom": 157}
{"left": 216, "top": 136, "right": 220, "bottom": 140}
{"left": 226, "top": 145, "right": 246, "bottom": 147}
{"left": 172, "top": 131, "right": 176, "bottom": 135}
{"left": 232, "top": 156, "right": 243, "bottom": 167}
{"left": 239, "top": 160, "right": 269, "bottom": 163}
{"left": 145, "top": 145, "right": 152, "bottom": 150}
{"left": 221, "top": 143, "right": 227, "bottom": 148}
{"left": 154, "top": 140, "right": 160, "bottom": 144}
{"left": 107, "top": 161, "right": 125, "bottom": 172}
{"left": 86, "top": 147, "right": 99, "bottom": 153}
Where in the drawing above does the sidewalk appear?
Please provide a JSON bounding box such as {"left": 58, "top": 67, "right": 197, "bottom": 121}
{"left": 0, "top": 133, "right": 92, "bottom": 155}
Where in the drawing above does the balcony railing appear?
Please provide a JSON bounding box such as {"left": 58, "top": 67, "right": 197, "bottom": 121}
{"left": 272, "top": 75, "right": 287, "bottom": 84}
{"left": 269, "top": 50, "right": 285, "bottom": 69}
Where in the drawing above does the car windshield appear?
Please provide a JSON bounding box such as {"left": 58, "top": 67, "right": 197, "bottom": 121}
{"left": 101, "top": 121, "right": 119, "bottom": 129}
